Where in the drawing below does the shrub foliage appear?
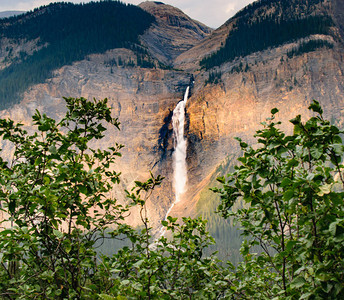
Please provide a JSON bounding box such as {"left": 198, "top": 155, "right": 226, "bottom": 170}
{"left": 0, "top": 98, "right": 343, "bottom": 298}
{"left": 213, "top": 101, "right": 344, "bottom": 298}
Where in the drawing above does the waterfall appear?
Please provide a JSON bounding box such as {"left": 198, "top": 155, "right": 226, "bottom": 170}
{"left": 159, "top": 86, "right": 189, "bottom": 236}
{"left": 172, "top": 86, "right": 189, "bottom": 203}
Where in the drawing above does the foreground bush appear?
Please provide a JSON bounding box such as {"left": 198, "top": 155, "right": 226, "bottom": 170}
{"left": 214, "top": 101, "right": 344, "bottom": 299}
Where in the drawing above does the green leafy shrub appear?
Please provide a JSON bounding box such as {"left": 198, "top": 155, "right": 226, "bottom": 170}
{"left": 213, "top": 101, "right": 344, "bottom": 299}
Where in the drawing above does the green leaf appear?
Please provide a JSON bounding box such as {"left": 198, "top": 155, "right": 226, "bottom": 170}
{"left": 8, "top": 201, "right": 15, "bottom": 214}
{"left": 283, "top": 190, "right": 294, "bottom": 201}
{"left": 49, "top": 144, "right": 57, "bottom": 154}
{"left": 99, "top": 295, "right": 116, "bottom": 300}
{"left": 287, "top": 158, "right": 298, "bottom": 167}
{"left": 300, "top": 293, "right": 313, "bottom": 299}
{"left": 167, "top": 216, "right": 178, "bottom": 223}
{"left": 285, "top": 240, "right": 298, "bottom": 251}
{"left": 78, "top": 185, "right": 88, "bottom": 195}
{"left": 310, "top": 146, "right": 323, "bottom": 159}
{"left": 291, "top": 276, "right": 306, "bottom": 289}
{"left": 39, "top": 124, "right": 50, "bottom": 131}
{"left": 317, "top": 184, "right": 331, "bottom": 196}
{"left": 290, "top": 115, "right": 301, "bottom": 125}
{"left": 53, "top": 229, "right": 63, "bottom": 239}
{"left": 43, "top": 176, "right": 51, "bottom": 185}
{"left": 64, "top": 239, "right": 72, "bottom": 254}
{"left": 271, "top": 108, "right": 279, "bottom": 115}
{"left": 34, "top": 157, "right": 42, "bottom": 166}
{"left": 308, "top": 100, "right": 323, "bottom": 115}
{"left": 329, "top": 220, "right": 341, "bottom": 236}
{"left": 281, "top": 177, "right": 292, "bottom": 187}
{"left": 217, "top": 176, "right": 225, "bottom": 184}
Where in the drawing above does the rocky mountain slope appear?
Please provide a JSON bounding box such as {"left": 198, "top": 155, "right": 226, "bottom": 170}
{"left": 0, "top": 0, "right": 343, "bottom": 238}
{"left": 0, "top": 1, "right": 210, "bottom": 228}
{"left": 139, "top": 1, "right": 212, "bottom": 65}
{"left": 172, "top": 0, "right": 344, "bottom": 218}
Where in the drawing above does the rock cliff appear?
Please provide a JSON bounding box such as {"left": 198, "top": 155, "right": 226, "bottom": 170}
{"left": 0, "top": 1, "right": 211, "bottom": 228}
{"left": 169, "top": 0, "right": 344, "bottom": 218}
{"left": 0, "top": 0, "right": 344, "bottom": 231}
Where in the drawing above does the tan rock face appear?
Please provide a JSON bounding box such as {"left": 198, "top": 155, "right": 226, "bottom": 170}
{"left": 182, "top": 48, "right": 344, "bottom": 215}
{"left": 168, "top": 0, "right": 344, "bottom": 217}
{"left": 0, "top": 47, "right": 192, "bottom": 227}
{"left": 1, "top": 0, "right": 344, "bottom": 229}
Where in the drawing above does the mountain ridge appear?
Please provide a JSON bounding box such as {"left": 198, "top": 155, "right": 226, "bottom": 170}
{"left": 139, "top": 1, "right": 212, "bottom": 65}
{"left": 0, "top": 11, "right": 25, "bottom": 19}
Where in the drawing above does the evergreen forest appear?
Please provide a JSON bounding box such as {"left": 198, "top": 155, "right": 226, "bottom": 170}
{"left": 201, "top": 11, "right": 333, "bottom": 69}
{"left": 0, "top": 1, "right": 155, "bottom": 110}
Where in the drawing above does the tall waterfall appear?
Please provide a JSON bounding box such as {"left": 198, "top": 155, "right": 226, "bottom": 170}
{"left": 158, "top": 87, "right": 189, "bottom": 236}
{"left": 172, "top": 86, "right": 189, "bottom": 203}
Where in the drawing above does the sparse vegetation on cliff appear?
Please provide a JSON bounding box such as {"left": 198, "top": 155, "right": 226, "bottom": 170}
{"left": 287, "top": 39, "right": 334, "bottom": 58}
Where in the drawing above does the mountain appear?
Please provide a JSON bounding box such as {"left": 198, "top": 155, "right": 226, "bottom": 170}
{"left": 0, "top": 1, "right": 156, "bottom": 109}
{"left": 0, "top": 1, "right": 211, "bottom": 229}
{"left": 0, "top": 0, "right": 344, "bottom": 261}
{"left": 139, "top": 1, "right": 212, "bottom": 65}
{"left": 171, "top": 0, "right": 344, "bottom": 260}
{"left": 0, "top": 11, "right": 25, "bottom": 19}
{"left": 174, "top": 0, "right": 344, "bottom": 198}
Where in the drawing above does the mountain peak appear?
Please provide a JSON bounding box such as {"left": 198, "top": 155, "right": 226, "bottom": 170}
{"left": 175, "top": 0, "right": 342, "bottom": 71}
{"left": 139, "top": 1, "right": 212, "bottom": 65}
{"left": 0, "top": 11, "right": 25, "bottom": 19}
{"left": 139, "top": 1, "right": 210, "bottom": 33}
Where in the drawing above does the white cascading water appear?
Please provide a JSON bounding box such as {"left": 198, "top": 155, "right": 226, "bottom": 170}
{"left": 172, "top": 86, "right": 189, "bottom": 203}
{"left": 158, "top": 86, "right": 189, "bottom": 236}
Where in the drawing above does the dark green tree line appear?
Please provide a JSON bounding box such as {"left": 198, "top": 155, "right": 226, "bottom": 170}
{"left": 0, "top": 1, "right": 155, "bottom": 109}
{"left": 201, "top": 15, "right": 333, "bottom": 70}
{"left": 287, "top": 39, "right": 334, "bottom": 58}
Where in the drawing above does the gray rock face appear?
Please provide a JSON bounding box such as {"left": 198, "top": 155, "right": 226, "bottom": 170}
{"left": 0, "top": 37, "right": 44, "bottom": 70}
{"left": 139, "top": 1, "right": 212, "bottom": 65}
